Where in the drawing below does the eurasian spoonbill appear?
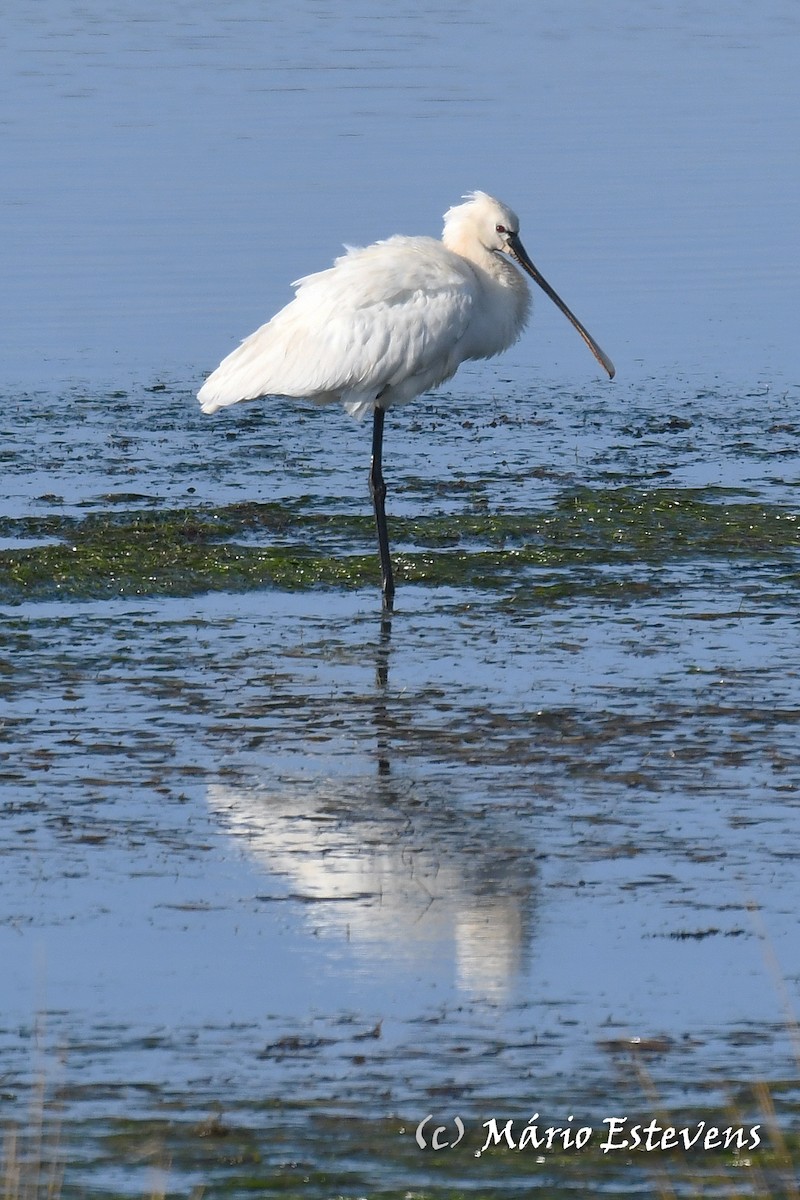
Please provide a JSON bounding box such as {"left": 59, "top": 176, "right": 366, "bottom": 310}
{"left": 198, "top": 192, "right": 615, "bottom": 607}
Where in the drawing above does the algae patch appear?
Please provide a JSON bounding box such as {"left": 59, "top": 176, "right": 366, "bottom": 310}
{"left": 1, "top": 488, "right": 798, "bottom": 602}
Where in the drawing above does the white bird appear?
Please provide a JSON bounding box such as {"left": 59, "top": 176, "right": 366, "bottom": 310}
{"left": 198, "top": 191, "right": 615, "bottom": 607}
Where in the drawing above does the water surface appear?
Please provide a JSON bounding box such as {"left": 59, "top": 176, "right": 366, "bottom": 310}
{"left": 2, "top": 2, "right": 800, "bottom": 1196}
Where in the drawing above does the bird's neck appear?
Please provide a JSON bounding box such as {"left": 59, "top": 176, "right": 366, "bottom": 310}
{"left": 445, "top": 231, "right": 528, "bottom": 299}
{"left": 444, "top": 228, "right": 498, "bottom": 271}
{"left": 443, "top": 233, "right": 531, "bottom": 355}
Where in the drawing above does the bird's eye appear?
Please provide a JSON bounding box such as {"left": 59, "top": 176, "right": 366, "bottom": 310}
{"left": 495, "top": 223, "right": 507, "bottom": 234}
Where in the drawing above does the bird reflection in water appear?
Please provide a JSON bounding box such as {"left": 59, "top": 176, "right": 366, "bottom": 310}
{"left": 374, "top": 607, "right": 393, "bottom": 777}
{"left": 209, "top": 611, "right": 537, "bottom": 1002}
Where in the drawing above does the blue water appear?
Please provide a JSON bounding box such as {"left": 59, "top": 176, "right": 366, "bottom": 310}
{"left": 3, "top": 3, "right": 800, "bottom": 1194}
{"left": 3, "top": 0, "right": 799, "bottom": 388}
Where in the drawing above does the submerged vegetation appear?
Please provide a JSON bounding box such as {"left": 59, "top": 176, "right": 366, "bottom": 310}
{"left": 1, "top": 487, "right": 798, "bottom": 602}
{"left": 3, "top": 1083, "right": 799, "bottom": 1199}
{"left": 3, "top": 1058, "right": 800, "bottom": 1200}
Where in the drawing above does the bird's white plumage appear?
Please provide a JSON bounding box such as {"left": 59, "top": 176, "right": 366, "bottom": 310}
{"left": 198, "top": 192, "right": 532, "bottom": 419}
{"left": 198, "top": 192, "right": 614, "bottom": 603}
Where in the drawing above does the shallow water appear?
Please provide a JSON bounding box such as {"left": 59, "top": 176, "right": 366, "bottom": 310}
{"left": 3, "top": 2, "right": 800, "bottom": 1196}
{"left": 3, "top": 383, "right": 800, "bottom": 1195}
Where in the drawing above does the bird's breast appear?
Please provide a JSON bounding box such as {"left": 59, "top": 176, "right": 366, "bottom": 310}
{"left": 461, "top": 259, "right": 531, "bottom": 362}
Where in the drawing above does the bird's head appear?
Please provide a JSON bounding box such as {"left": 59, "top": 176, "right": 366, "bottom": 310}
{"left": 443, "top": 191, "right": 521, "bottom": 255}
{"left": 443, "top": 191, "right": 615, "bottom": 380}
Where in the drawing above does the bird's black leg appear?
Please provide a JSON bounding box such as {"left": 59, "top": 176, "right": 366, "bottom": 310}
{"left": 369, "top": 406, "right": 395, "bottom": 609}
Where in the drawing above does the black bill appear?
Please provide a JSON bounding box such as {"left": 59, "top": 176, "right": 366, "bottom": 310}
{"left": 507, "top": 233, "right": 615, "bottom": 379}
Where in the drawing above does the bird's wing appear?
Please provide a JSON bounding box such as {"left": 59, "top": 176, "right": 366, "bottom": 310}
{"left": 198, "top": 237, "right": 478, "bottom": 412}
